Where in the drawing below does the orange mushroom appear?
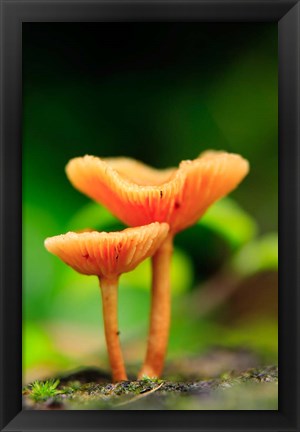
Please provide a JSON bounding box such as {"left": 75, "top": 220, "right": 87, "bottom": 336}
{"left": 44, "top": 222, "right": 169, "bottom": 382}
{"left": 66, "top": 151, "right": 249, "bottom": 378}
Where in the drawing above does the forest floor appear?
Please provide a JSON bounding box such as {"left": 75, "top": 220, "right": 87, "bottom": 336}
{"left": 22, "top": 349, "right": 278, "bottom": 410}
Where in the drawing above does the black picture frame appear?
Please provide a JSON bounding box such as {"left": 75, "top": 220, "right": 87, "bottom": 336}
{"left": 0, "top": 0, "right": 299, "bottom": 431}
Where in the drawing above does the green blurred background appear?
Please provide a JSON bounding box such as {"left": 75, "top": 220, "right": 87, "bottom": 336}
{"left": 23, "top": 23, "right": 278, "bottom": 384}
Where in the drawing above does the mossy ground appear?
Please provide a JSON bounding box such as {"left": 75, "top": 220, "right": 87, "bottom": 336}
{"left": 23, "top": 351, "right": 278, "bottom": 410}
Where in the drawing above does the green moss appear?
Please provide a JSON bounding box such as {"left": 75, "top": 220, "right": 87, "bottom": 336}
{"left": 28, "top": 379, "right": 62, "bottom": 402}
{"left": 140, "top": 375, "right": 163, "bottom": 384}
{"left": 61, "top": 380, "right": 82, "bottom": 394}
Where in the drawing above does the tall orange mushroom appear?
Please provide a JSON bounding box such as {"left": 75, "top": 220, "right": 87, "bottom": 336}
{"left": 66, "top": 151, "right": 249, "bottom": 378}
{"left": 44, "top": 223, "right": 169, "bottom": 382}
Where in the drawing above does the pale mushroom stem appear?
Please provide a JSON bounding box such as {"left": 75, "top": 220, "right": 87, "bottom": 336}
{"left": 138, "top": 233, "right": 174, "bottom": 378}
{"left": 99, "top": 276, "right": 128, "bottom": 382}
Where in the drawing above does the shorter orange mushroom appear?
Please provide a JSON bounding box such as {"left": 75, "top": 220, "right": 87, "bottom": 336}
{"left": 44, "top": 222, "right": 169, "bottom": 382}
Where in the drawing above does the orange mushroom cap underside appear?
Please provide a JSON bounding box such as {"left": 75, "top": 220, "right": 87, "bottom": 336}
{"left": 44, "top": 222, "right": 169, "bottom": 279}
{"left": 66, "top": 151, "right": 249, "bottom": 234}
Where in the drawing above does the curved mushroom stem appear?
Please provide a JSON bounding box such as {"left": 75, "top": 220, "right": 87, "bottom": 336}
{"left": 99, "top": 276, "right": 128, "bottom": 382}
{"left": 138, "top": 233, "right": 174, "bottom": 378}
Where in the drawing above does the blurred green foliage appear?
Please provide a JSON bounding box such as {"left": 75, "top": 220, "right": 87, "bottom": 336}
{"left": 22, "top": 23, "right": 278, "bottom": 382}
{"left": 231, "top": 233, "right": 278, "bottom": 277}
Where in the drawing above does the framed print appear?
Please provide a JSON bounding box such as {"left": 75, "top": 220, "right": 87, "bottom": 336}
{"left": 0, "top": 0, "right": 299, "bottom": 431}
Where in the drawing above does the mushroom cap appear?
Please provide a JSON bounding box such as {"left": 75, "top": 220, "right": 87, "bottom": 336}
{"left": 104, "top": 157, "right": 176, "bottom": 186}
{"left": 66, "top": 151, "right": 249, "bottom": 234}
{"left": 44, "top": 222, "right": 169, "bottom": 279}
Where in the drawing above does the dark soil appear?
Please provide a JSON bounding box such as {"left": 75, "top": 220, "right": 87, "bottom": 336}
{"left": 23, "top": 349, "right": 278, "bottom": 410}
